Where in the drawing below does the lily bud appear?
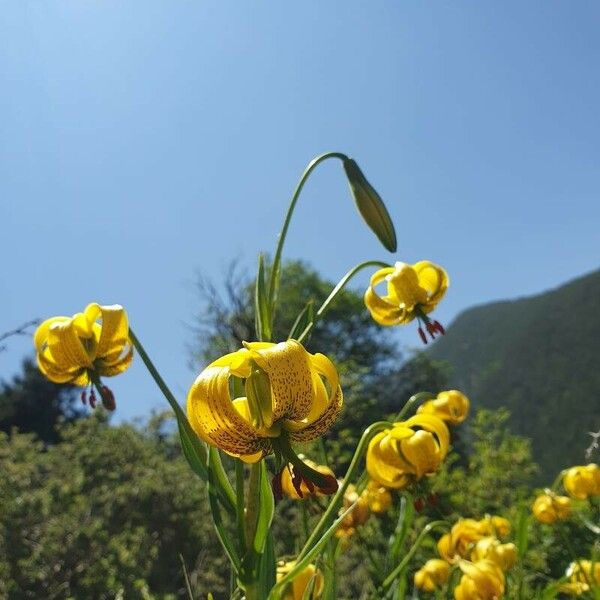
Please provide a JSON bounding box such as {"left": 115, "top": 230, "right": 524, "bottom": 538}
{"left": 343, "top": 158, "right": 397, "bottom": 252}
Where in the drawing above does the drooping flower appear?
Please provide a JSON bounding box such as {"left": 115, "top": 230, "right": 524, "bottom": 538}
{"left": 417, "top": 390, "right": 470, "bottom": 425}
{"left": 276, "top": 561, "right": 324, "bottom": 600}
{"left": 335, "top": 484, "right": 370, "bottom": 539}
{"left": 366, "top": 414, "right": 450, "bottom": 490}
{"left": 454, "top": 560, "right": 505, "bottom": 600}
{"left": 34, "top": 303, "right": 132, "bottom": 410}
{"left": 414, "top": 559, "right": 451, "bottom": 592}
{"left": 280, "top": 459, "right": 337, "bottom": 500}
{"left": 471, "top": 537, "right": 517, "bottom": 572}
{"left": 562, "top": 464, "right": 600, "bottom": 499}
{"left": 532, "top": 492, "right": 572, "bottom": 524}
{"left": 364, "top": 260, "right": 449, "bottom": 343}
{"left": 362, "top": 480, "right": 393, "bottom": 514}
{"left": 186, "top": 340, "right": 343, "bottom": 464}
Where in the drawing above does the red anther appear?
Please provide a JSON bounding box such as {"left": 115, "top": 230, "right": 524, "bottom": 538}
{"left": 434, "top": 321, "right": 446, "bottom": 335}
{"left": 272, "top": 471, "right": 284, "bottom": 501}
{"left": 291, "top": 466, "right": 304, "bottom": 499}
{"left": 319, "top": 474, "right": 339, "bottom": 495}
{"left": 89, "top": 389, "right": 97, "bottom": 409}
{"left": 81, "top": 391, "right": 88, "bottom": 405}
{"left": 418, "top": 327, "right": 428, "bottom": 344}
{"left": 101, "top": 386, "right": 116, "bottom": 411}
{"left": 413, "top": 497, "right": 425, "bottom": 512}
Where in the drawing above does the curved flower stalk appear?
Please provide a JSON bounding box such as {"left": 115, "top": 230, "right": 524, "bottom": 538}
{"left": 276, "top": 561, "right": 324, "bottom": 600}
{"left": 532, "top": 492, "right": 572, "bottom": 524}
{"left": 414, "top": 558, "right": 451, "bottom": 592}
{"left": 417, "top": 389, "right": 470, "bottom": 425}
{"left": 366, "top": 414, "right": 450, "bottom": 489}
{"left": 34, "top": 303, "right": 132, "bottom": 409}
{"left": 454, "top": 559, "right": 505, "bottom": 600}
{"left": 364, "top": 260, "right": 449, "bottom": 343}
{"left": 562, "top": 464, "right": 600, "bottom": 499}
{"left": 187, "top": 339, "right": 343, "bottom": 464}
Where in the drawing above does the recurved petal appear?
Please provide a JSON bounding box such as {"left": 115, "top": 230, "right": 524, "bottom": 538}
{"left": 34, "top": 316, "right": 70, "bottom": 351}
{"left": 400, "top": 430, "right": 440, "bottom": 478}
{"left": 364, "top": 287, "right": 406, "bottom": 325}
{"left": 250, "top": 340, "right": 313, "bottom": 422}
{"left": 288, "top": 379, "right": 343, "bottom": 442}
{"left": 37, "top": 351, "right": 86, "bottom": 384}
{"left": 367, "top": 431, "right": 412, "bottom": 488}
{"left": 187, "top": 365, "right": 266, "bottom": 457}
{"left": 47, "top": 320, "right": 94, "bottom": 370}
{"left": 94, "top": 304, "right": 130, "bottom": 359}
{"left": 97, "top": 344, "right": 134, "bottom": 376}
{"left": 413, "top": 261, "right": 449, "bottom": 304}
{"left": 403, "top": 414, "right": 450, "bottom": 460}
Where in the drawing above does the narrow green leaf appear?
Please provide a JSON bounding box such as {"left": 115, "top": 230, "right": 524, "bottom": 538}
{"left": 207, "top": 448, "right": 241, "bottom": 574}
{"left": 253, "top": 461, "right": 275, "bottom": 554}
{"left": 255, "top": 254, "right": 272, "bottom": 341}
{"left": 257, "top": 532, "right": 276, "bottom": 599}
{"left": 343, "top": 158, "right": 397, "bottom": 253}
{"left": 288, "top": 300, "right": 315, "bottom": 341}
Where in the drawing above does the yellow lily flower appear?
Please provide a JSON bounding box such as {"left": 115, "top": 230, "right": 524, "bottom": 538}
{"left": 563, "top": 464, "right": 600, "bottom": 499}
{"left": 277, "top": 561, "right": 323, "bottom": 600}
{"left": 454, "top": 560, "right": 505, "bottom": 600}
{"left": 471, "top": 537, "right": 517, "bottom": 572}
{"left": 414, "top": 559, "right": 451, "bottom": 592}
{"left": 364, "top": 260, "right": 449, "bottom": 343}
{"left": 34, "top": 303, "right": 132, "bottom": 409}
{"left": 438, "top": 517, "right": 511, "bottom": 562}
{"left": 366, "top": 414, "right": 450, "bottom": 490}
{"left": 362, "top": 480, "right": 393, "bottom": 514}
{"left": 417, "top": 390, "right": 470, "bottom": 425}
{"left": 532, "top": 492, "right": 572, "bottom": 524}
{"left": 280, "top": 459, "right": 337, "bottom": 500}
{"left": 186, "top": 340, "right": 343, "bottom": 463}
{"left": 560, "top": 560, "right": 600, "bottom": 596}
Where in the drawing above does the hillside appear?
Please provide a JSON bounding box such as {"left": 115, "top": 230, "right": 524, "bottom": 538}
{"left": 429, "top": 269, "right": 600, "bottom": 480}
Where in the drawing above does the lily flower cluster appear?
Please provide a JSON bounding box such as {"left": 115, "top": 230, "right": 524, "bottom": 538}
{"left": 532, "top": 462, "right": 599, "bottom": 525}
{"left": 560, "top": 560, "right": 600, "bottom": 597}
{"left": 415, "top": 516, "right": 515, "bottom": 598}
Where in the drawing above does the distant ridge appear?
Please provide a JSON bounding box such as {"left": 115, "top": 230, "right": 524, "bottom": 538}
{"left": 429, "top": 269, "right": 600, "bottom": 479}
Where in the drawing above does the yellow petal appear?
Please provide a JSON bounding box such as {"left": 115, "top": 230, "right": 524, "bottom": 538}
{"left": 249, "top": 340, "right": 313, "bottom": 422}
{"left": 47, "top": 320, "right": 93, "bottom": 370}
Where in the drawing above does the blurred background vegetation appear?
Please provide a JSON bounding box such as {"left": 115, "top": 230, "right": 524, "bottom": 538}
{"left": 0, "top": 261, "right": 597, "bottom": 598}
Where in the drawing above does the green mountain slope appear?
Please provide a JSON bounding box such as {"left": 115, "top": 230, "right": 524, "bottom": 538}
{"left": 428, "top": 269, "right": 600, "bottom": 479}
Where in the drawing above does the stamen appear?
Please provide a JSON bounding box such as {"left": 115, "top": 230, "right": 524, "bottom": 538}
{"left": 89, "top": 389, "right": 97, "bottom": 409}
{"left": 81, "top": 390, "right": 88, "bottom": 405}
{"left": 418, "top": 327, "right": 428, "bottom": 344}
{"left": 101, "top": 386, "right": 116, "bottom": 411}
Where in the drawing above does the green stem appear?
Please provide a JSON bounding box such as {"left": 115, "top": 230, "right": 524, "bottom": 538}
{"left": 296, "top": 259, "right": 391, "bottom": 343}
{"left": 379, "top": 521, "right": 447, "bottom": 593}
{"left": 395, "top": 392, "right": 436, "bottom": 422}
{"left": 235, "top": 460, "right": 247, "bottom": 555}
{"left": 267, "top": 151, "right": 349, "bottom": 313}
{"left": 297, "top": 421, "right": 390, "bottom": 562}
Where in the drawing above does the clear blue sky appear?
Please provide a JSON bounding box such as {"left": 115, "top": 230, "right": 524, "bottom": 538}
{"left": 2, "top": 2, "right": 599, "bottom": 422}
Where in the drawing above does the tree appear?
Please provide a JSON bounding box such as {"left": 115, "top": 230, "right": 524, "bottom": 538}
{"left": 0, "top": 359, "right": 83, "bottom": 444}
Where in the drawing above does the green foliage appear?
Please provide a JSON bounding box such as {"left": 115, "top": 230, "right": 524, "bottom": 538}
{"left": 0, "top": 358, "right": 83, "bottom": 444}
{"left": 434, "top": 408, "right": 538, "bottom": 516}
{"left": 0, "top": 413, "right": 229, "bottom": 599}
{"left": 429, "top": 269, "right": 600, "bottom": 480}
